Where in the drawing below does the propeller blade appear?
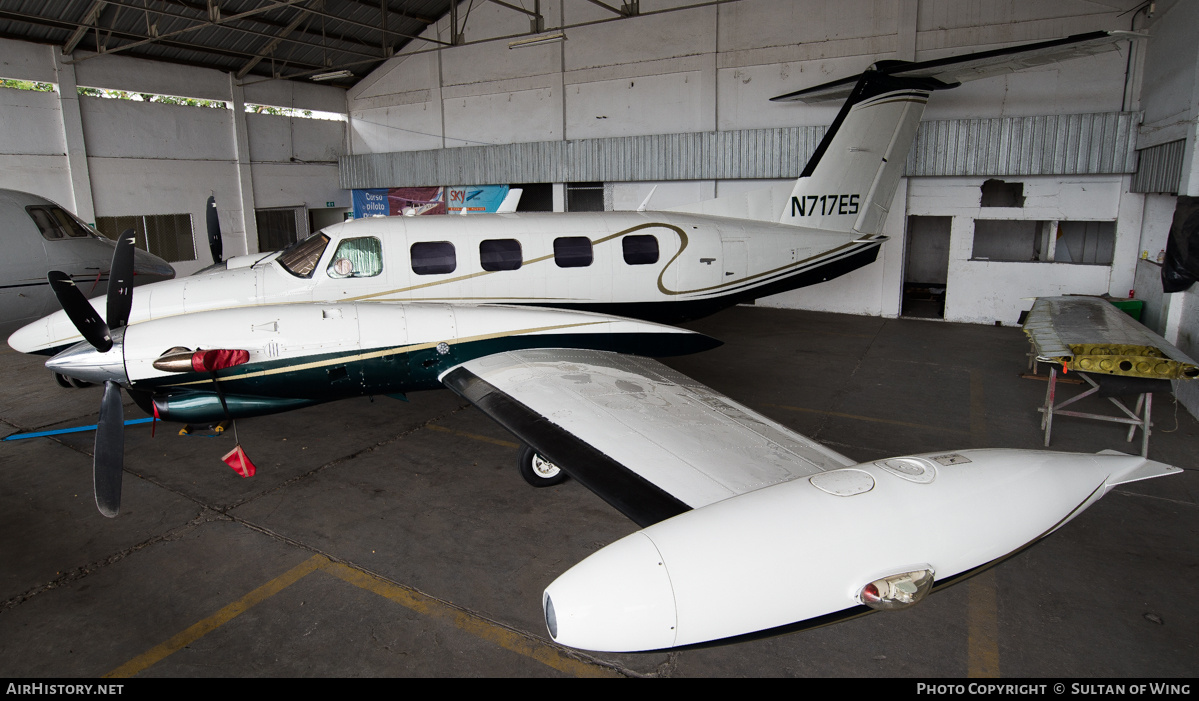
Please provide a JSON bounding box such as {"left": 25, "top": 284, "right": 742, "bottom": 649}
{"left": 206, "top": 195, "right": 223, "bottom": 265}
{"left": 47, "top": 271, "right": 112, "bottom": 352}
{"left": 106, "top": 229, "right": 136, "bottom": 330}
{"left": 94, "top": 380, "right": 125, "bottom": 518}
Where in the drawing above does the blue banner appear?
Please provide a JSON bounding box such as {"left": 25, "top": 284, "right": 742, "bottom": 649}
{"left": 352, "top": 189, "right": 389, "bottom": 218}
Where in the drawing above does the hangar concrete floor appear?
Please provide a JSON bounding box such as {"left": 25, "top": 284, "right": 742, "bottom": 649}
{"left": 0, "top": 306, "right": 1196, "bottom": 678}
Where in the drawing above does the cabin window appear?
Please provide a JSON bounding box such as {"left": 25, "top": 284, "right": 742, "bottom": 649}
{"left": 26, "top": 206, "right": 94, "bottom": 240}
{"left": 411, "top": 241, "right": 457, "bottom": 275}
{"left": 480, "top": 239, "right": 522, "bottom": 271}
{"left": 327, "top": 237, "right": 383, "bottom": 278}
{"left": 554, "top": 237, "right": 593, "bottom": 268}
{"left": 278, "top": 232, "right": 330, "bottom": 278}
{"left": 622, "top": 234, "right": 659, "bottom": 265}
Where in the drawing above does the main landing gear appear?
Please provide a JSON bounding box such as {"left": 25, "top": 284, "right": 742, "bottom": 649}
{"left": 517, "top": 444, "right": 568, "bottom": 488}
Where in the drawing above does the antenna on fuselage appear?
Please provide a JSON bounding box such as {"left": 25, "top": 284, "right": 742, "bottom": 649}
{"left": 636, "top": 185, "right": 658, "bottom": 212}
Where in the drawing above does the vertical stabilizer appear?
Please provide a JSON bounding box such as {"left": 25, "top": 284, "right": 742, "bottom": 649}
{"left": 779, "top": 72, "right": 951, "bottom": 233}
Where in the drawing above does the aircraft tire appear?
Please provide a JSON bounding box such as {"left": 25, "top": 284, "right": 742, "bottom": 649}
{"left": 518, "top": 444, "right": 568, "bottom": 488}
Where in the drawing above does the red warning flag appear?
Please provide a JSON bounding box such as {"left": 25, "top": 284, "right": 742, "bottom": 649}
{"left": 222, "top": 444, "right": 257, "bottom": 478}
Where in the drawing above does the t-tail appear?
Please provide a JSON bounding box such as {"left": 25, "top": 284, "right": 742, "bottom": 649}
{"left": 774, "top": 70, "right": 954, "bottom": 234}
{"left": 671, "top": 31, "right": 1140, "bottom": 230}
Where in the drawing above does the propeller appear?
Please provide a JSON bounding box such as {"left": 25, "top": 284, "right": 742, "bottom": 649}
{"left": 206, "top": 194, "right": 224, "bottom": 265}
{"left": 45, "top": 230, "right": 137, "bottom": 517}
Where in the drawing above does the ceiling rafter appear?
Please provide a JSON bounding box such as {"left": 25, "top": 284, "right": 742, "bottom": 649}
{"left": 236, "top": 1, "right": 321, "bottom": 78}
{"left": 65, "top": 0, "right": 316, "bottom": 63}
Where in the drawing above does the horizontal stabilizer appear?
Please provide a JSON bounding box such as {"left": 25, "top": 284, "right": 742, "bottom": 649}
{"left": 772, "top": 31, "right": 1143, "bottom": 103}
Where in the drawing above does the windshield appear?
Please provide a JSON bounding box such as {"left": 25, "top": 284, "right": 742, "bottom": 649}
{"left": 26, "top": 205, "right": 102, "bottom": 240}
{"left": 278, "top": 233, "right": 330, "bottom": 278}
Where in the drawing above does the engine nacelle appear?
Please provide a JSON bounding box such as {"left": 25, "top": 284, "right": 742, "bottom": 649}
{"left": 542, "top": 449, "right": 1178, "bottom": 652}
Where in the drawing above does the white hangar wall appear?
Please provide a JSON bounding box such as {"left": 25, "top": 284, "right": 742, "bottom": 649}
{"left": 0, "top": 39, "right": 349, "bottom": 276}
{"left": 345, "top": 0, "right": 1151, "bottom": 321}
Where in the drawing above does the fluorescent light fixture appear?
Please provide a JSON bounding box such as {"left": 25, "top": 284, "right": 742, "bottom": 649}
{"left": 508, "top": 32, "right": 566, "bottom": 49}
{"left": 311, "top": 69, "right": 353, "bottom": 81}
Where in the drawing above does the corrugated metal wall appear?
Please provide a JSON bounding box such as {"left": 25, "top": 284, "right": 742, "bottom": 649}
{"left": 1131, "top": 139, "right": 1185, "bottom": 194}
{"left": 340, "top": 111, "right": 1140, "bottom": 189}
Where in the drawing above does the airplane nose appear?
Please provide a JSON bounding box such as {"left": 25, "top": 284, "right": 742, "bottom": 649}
{"left": 132, "top": 248, "right": 176, "bottom": 282}
{"left": 45, "top": 330, "right": 127, "bottom": 385}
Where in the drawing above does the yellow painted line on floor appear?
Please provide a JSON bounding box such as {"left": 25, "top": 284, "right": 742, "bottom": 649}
{"left": 106, "top": 553, "right": 612, "bottom": 678}
{"left": 427, "top": 423, "right": 521, "bottom": 449}
{"left": 104, "top": 554, "right": 327, "bottom": 678}
{"left": 965, "top": 371, "right": 999, "bottom": 676}
{"left": 763, "top": 403, "right": 969, "bottom": 434}
{"left": 967, "top": 569, "right": 1001, "bottom": 677}
{"left": 323, "top": 561, "right": 617, "bottom": 678}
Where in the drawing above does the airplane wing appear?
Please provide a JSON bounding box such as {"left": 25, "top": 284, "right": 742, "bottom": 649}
{"left": 1022, "top": 295, "right": 1199, "bottom": 379}
{"left": 440, "top": 348, "right": 855, "bottom": 527}
{"left": 772, "top": 30, "right": 1144, "bottom": 103}
{"left": 441, "top": 346, "right": 1182, "bottom": 652}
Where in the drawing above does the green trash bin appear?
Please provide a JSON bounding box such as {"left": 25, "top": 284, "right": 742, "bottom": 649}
{"left": 1109, "top": 299, "right": 1143, "bottom": 321}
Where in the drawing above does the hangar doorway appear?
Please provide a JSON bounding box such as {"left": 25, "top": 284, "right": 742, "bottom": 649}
{"left": 901, "top": 216, "right": 951, "bottom": 319}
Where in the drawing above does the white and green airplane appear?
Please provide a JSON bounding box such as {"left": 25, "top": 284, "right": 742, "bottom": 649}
{"left": 24, "top": 31, "right": 1179, "bottom": 653}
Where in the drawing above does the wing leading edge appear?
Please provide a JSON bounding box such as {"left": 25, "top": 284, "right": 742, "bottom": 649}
{"left": 440, "top": 348, "right": 856, "bottom": 527}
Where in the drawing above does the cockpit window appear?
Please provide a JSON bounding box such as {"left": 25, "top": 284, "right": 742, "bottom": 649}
{"left": 26, "top": 205, "right": 95, "bottom": 240}
{"left": 278, "top": 232, "right": 330, "bottom": 278}
{"left": 327, "top": 237, "right": 383, "bottom": 279}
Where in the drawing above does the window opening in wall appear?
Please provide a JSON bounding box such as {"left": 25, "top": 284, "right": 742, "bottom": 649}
{"left": 511, "top": 183, "right": 553, "bottom": 212}
{"left": 622, "top": 234, "right": 659, "bottom": 265}
{"left": 0, "top": 78, "right": 55, "bottom": 92}
{"left": 245, "top": 103, "right": 346, "bottom": 121}
{"left": 327, "top": 237, "right": 383, "bottom": 278}
{"left": 980, "top": 179, "right": 1025, "bottom": 207}
{"left": 972, "top": 220, "right": 1041, "bottom": 262}
{"left": 1053, "top": 221, "right": 1115, "bottom": 265}
{"left": 902, "top": 216, "right": 951, "bottom": 319}
{"left": 411, "top": 241, "right": 457, "bottom": 275}
{"left": 554, "top": 237, "right": 593, "bottom": 268}
{"left": 566, "top": 182, "right": 604, "bottom": 212}
{"left": 256, "top": 207, "right": 309, "bottom": 252}
{"left": 77, "top": 86, "right": 229, "bottom": 109}
{"left": 480, "top": 239, "right": 523, "bottom": 271}
{"left": 971, "top": 220, "right": 1115, "bottom": 265}
{"left": 95, "top": 214, "right": 196, "bottom": 263}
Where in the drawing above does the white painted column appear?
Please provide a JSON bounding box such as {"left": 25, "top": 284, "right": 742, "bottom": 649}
{"left": 53, "top": 48, "right": 95, "bottom": 224}
{"left": 1110, "top": 178, "right": 1144, "bottom": 299}
{"left": 229, "top": 74, "right": 258, "bottom": 255}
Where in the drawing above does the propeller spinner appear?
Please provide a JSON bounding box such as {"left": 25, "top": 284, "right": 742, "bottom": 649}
{"left": 45, "top": 230, "right": 136, "bottom": 517}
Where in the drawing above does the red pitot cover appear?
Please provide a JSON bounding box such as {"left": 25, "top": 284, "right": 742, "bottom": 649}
{"left": 221, "top": 444, "right": 257, "bottom": 478}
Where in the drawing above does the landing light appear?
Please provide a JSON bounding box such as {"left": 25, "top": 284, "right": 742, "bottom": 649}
{"left": 544, "top": 593, "right": 558, "bottom": 639}
{"left": 858, "top": 568, "right": 934, "bottom": 610}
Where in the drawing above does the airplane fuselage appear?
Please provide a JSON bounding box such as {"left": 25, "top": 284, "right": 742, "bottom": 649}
{"left": 10, "top": 210, "right": 883, "bottom": 354}
{"left": 45, "top": 301, "right": 719, "bottom": 423}
{"left": 0, "top": 189, "right": 175, "bottom": 340}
